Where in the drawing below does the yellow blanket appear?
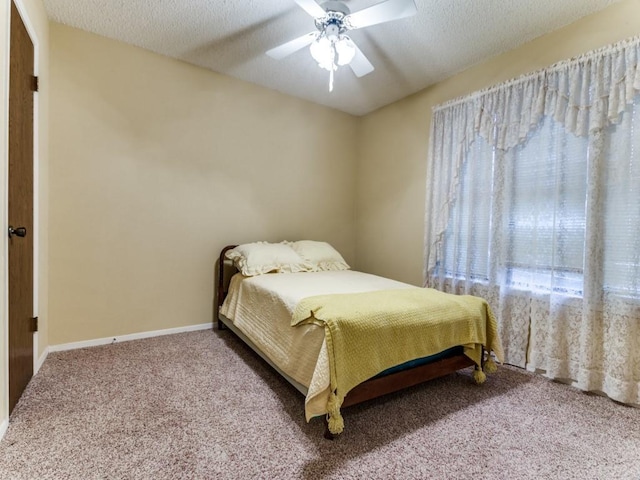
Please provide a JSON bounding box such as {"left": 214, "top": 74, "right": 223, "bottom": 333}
{"left": 292, "top": 287, "right": 504, "bottom": 434}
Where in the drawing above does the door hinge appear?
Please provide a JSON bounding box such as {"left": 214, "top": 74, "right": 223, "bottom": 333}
{"left": 30, "top": 316, "right": 38, "bottom": 332}
{"left": 31, "top": 75, "right": 38, "bottom": 92}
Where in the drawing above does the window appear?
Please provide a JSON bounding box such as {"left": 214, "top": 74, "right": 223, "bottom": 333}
{"left": 435, "top": 102, "right": 640, "bottom": 299}
{"left": 505, "top": 116, "right": 588, "bottom": 295}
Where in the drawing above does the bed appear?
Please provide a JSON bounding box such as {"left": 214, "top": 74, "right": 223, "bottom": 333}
{"left": 216, "top": 241, "right": 503, "bottom": 438}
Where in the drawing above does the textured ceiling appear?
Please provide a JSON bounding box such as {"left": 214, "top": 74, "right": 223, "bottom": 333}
{"left": 43, "top": 0, "right": 623, "bottom": 116}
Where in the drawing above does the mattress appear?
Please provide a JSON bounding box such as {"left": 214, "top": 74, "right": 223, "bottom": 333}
{"left": 219, "top": 270, "right": 414, "bottom": 419}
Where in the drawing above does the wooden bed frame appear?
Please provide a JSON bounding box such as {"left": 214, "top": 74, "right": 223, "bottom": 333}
{"left": 216, "top": 245, "right": 477, "bottom": 438}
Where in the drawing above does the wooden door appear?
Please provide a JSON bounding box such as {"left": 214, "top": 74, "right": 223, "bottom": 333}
{"left": 8, "top": 0, "right": 35, "bottom": 414}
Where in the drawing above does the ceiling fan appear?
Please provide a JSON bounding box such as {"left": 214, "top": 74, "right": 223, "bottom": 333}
{"left": 266, "top": 0, "right": 417, "bottom": 91}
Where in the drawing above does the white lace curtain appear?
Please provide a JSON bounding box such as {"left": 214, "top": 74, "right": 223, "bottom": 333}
{"left": 425, "top": 37, "right": 640, "bottom": 406}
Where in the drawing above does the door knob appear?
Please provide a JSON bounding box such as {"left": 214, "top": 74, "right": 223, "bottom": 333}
{"left": 8, "top": 226, "right": 27, "bottom": 238}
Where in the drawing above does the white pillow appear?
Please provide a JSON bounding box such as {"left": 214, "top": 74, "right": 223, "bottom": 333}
{"left": 225, "top": 242, "right": 313, "bottom": 276}
{"left": 288, "top": 240, "right": 350, "bottom": 271}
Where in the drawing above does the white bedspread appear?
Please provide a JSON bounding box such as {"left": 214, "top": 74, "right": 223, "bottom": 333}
{"left": 219, "top": 270, "right": 413, "bottom": 420}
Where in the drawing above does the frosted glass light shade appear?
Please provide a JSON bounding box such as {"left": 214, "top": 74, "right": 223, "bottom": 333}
{"left": 310, "top": 36, "right": 335, "bottom": 71}
{"left": 336, "top": 36, "right": 356, "bottom": 66}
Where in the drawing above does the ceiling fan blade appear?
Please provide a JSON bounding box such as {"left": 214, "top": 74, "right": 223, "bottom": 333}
{"left": 349, "top": 44, "right": 374, "bottom": 78}
{"left": 346, "top": 0, "right": 417, "bottom": 30}
{"left": 294, "top": 0, "right": 327, "bottom": 18}
{"left": 266, "top": 32, "right": 318, "bottom": 60}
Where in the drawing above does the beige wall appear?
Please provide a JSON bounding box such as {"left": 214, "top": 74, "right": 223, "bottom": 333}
{"left": 1, "top": 0, "right": 49, "bottom": 428}
{"left": 48, "top": 24, "right": 358, "bottom": 345}
{"left": 356, "top": 0, "right": 640, "bottom": 286}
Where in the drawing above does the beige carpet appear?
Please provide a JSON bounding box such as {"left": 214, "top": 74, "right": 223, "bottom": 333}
{"left": 0, "top": 329, "right": 638, "bottom": 480}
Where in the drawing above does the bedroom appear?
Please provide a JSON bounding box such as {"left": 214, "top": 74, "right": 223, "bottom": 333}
{"left": 1, "top": 0, "right": 639, "bottom": 477}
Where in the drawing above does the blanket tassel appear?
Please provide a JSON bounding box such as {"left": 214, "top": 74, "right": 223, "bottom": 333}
{"left": 484, "top": 356, "right": 498, "bottom": 374}
{"left": 326, "top": 392, "right": 344, "bottom": 435}
{"left": 472, "top": 366, "right": 486, "bottom": 385}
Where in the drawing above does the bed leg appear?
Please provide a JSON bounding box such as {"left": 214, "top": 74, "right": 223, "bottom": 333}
{"left": 217, "top": 320, "right": 226, "bottom": 331}
{"left": 323, "top": 418, "right": 335, "bottom": 440}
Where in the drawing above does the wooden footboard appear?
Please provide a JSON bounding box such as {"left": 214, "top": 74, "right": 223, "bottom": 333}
{"left": 216, "top": 244, "right": 479, "bottom": 434}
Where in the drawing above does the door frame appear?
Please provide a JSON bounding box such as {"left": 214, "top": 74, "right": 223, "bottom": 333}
{"left": 2, "top": 0, "right": 40, "bottom": 428}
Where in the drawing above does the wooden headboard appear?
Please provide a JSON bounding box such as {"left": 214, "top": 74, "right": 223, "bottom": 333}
{"left": 217, "top": 245, "right": 238, "bottom": 329}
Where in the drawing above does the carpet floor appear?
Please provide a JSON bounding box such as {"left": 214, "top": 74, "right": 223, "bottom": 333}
{"left": 0, "top": 329, "right": 639, "bottom": 480}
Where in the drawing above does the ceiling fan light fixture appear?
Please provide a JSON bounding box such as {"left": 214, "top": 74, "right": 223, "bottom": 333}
{"left": 335, "top": 35, "right": 355, "bottom": 66}
{"left": 310, "top": 35, "right": 336, "bottom": 71}
{"left": 310, "top": 34, "right": 355, "bottom": 71}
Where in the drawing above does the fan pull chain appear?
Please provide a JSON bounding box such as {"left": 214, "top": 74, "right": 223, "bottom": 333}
{"left": 329, "top": 42, "right": 336, "bottom": 92}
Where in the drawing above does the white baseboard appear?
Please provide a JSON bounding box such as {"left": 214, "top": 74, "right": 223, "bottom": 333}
{"left": 35, "top": 346, "right": 48, "bottom": 375}
{"left": 0, "top": 418, "right": 8, "bottom": 442}
{"left": 49, "top": 323, "right": 213, "bottom": 353}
